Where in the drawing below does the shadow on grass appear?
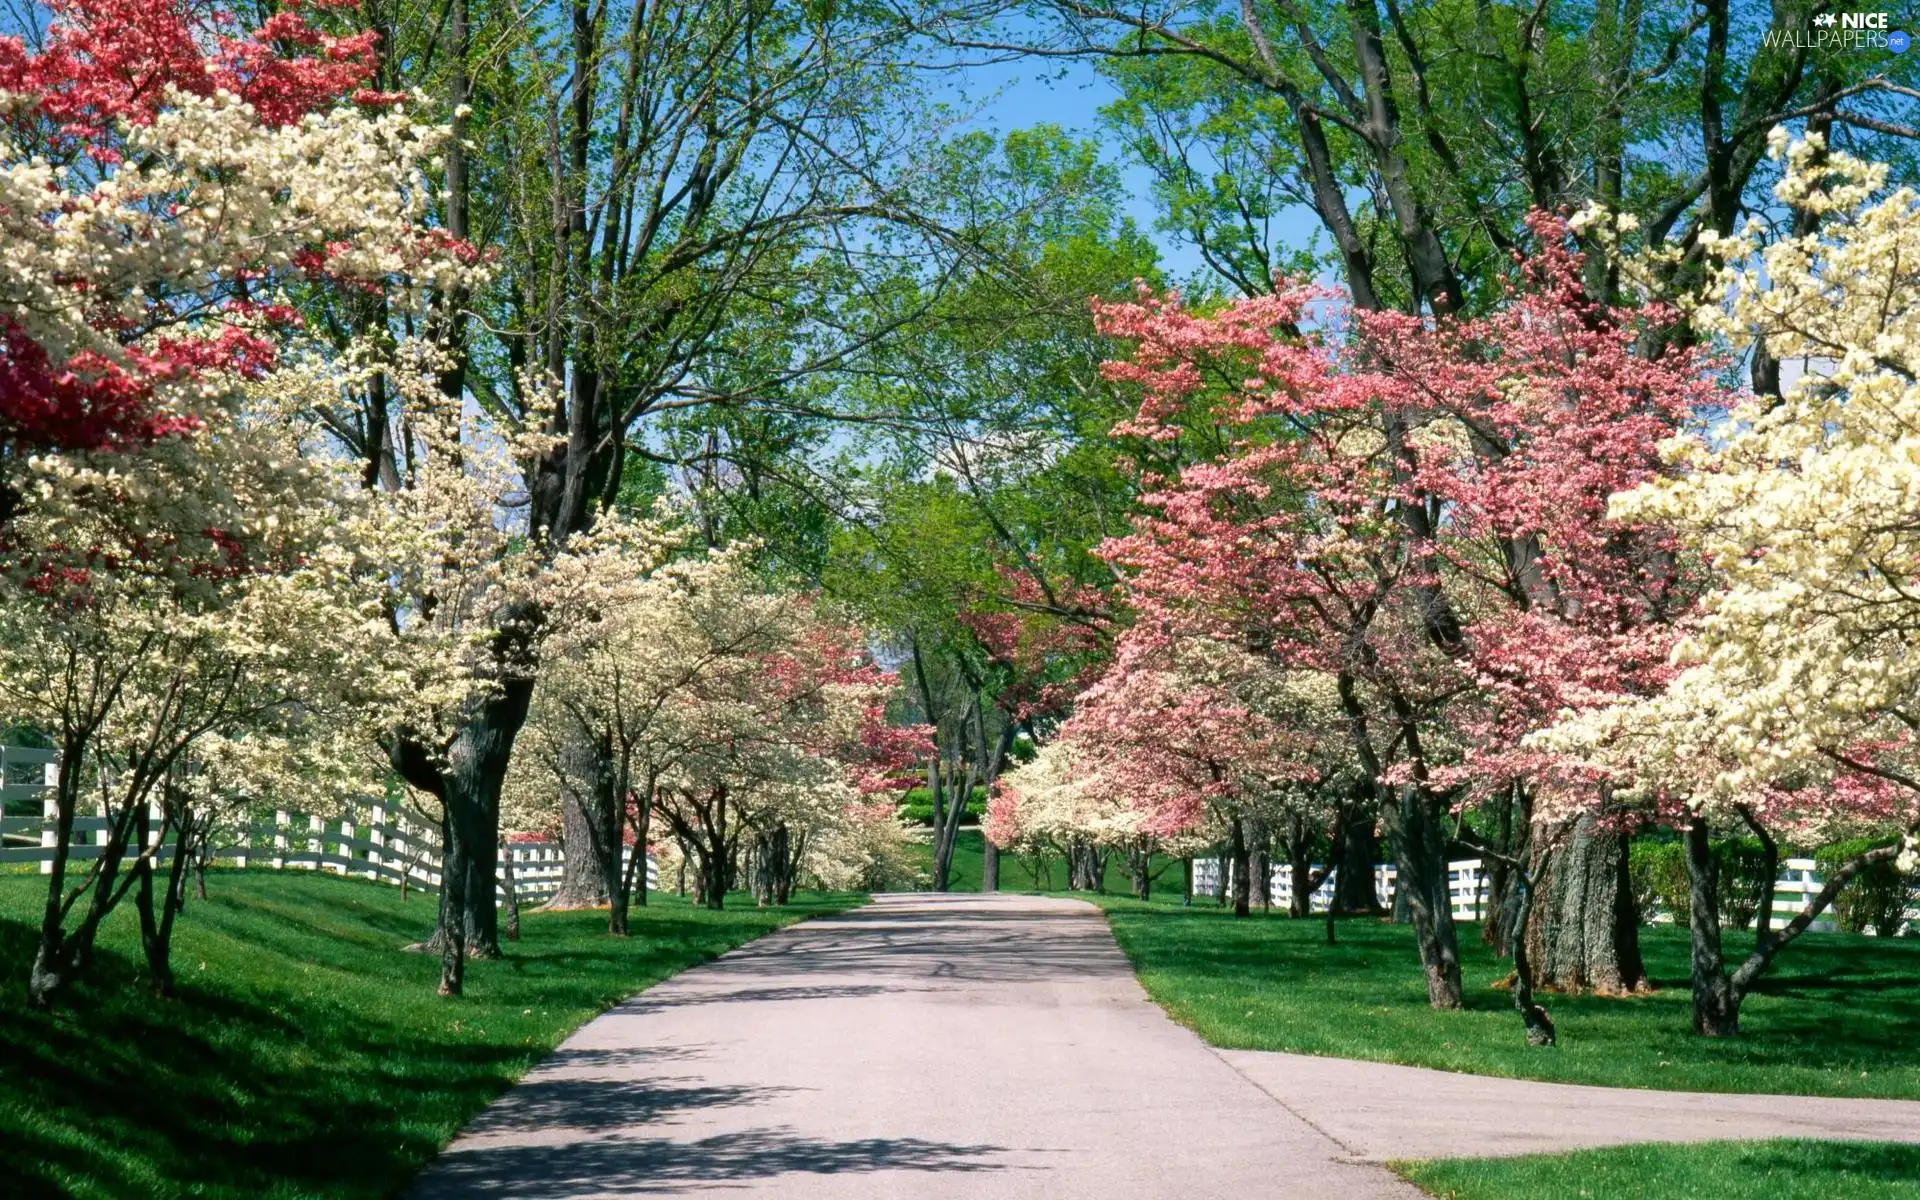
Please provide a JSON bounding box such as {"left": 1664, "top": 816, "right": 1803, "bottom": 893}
{"left": 0, "top": 871, "right": 850, "bottom": 1200}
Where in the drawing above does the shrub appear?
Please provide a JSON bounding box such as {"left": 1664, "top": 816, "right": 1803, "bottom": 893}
{"left": 1814, "top": 837, "right": 1915, "bottom": 937}
{"left": 1627, "top": 836, "right": 1776, "bottom": 930}
{"left": 898, "top": 786, "right": 987, "bottom": 827}
{"left": 1629, "top": 840, "right": 1685, "bottom": 926}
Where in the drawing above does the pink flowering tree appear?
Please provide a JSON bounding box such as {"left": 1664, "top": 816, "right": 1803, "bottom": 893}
{"left": 1090, "top": 222, "right": 1716, "bottom": 1009}
{"left": 0, "top": 0, "right": 433, "bottom": 503}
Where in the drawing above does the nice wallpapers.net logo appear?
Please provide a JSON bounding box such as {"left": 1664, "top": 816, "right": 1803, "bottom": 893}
{"left": 1763, "top": 11, "right": 1910, "bottom": 52}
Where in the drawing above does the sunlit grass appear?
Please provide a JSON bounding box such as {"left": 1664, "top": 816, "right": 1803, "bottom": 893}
{"left": 1395, "top": 1139, "right": 1920, "bottom": 1199}
{"left": 1096, "top": 896, "right": 1920, "bottom": 1099}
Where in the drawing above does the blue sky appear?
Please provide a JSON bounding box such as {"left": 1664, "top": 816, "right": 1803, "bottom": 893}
{"left": 928, "top": 52, "right": 1327, "bottom": 286}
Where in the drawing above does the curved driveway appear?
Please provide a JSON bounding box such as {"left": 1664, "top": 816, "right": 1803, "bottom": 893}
{"left": 409, "top": 893, "right": 1421, "bottom": 1198}
{"left": 410, "top": 892, "right": 1920, "bottom": 1198}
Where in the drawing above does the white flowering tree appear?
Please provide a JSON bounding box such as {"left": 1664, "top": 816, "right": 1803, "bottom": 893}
{"left": 505, "top": 540, "right": 926, "bottom": 915}
{"left": 0, "top": 403, "right": 407, "bottom": 1004}
{"left": 1546, "top": 136, "right": 1920, "bottom": 1036}
{"left": 0, "top": 0, "right": 482, "bottom": 1004}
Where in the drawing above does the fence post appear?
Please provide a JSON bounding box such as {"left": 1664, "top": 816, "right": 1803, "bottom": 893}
{"left": 38, "top": 762, "right": 58, "bottom": 875}
{"left": 367, "top": 804, "right": 385, "bottom": 881}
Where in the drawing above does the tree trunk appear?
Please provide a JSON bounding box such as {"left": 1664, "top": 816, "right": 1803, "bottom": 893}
{"left": 1385, "top": 785, "right": 1464, "bottom": 1009}
{"left": 698, "top": 845, "right": 728, "bottom": 911}
{"left": 750, "top": 825, "right": 790, "bottom": 907}
{"left": 1525, "top": 812, "right": 1648, "bottom": 995}
{"left": 1288, "top": 851, "right": 1314, "bottom": 919}
{"left": 981, "top": 838, "right": 998, "bottom": 893}
{"left": 611, "top": 792, "right": 649, "bottom": 933}
{"left": 394, "top": 684, "right": 528, "bottom": 964}
{"left": 1685, "top": 817, "right": 1741, "bottom": 1036}
{"left": 28, "top": 747, "right": 89, "bottom": 1009}
{"left": 1333, "top": 804, "right": 1383, "bottom": 914}
{"left": 1181, "top": 856, "right": 1193, "bottom": 906}
{"left": 1483, "top": 782, "right": 1528, "bottom": 955}
{"left": 133, "top": 805, "right": 177, "bottom": 998}
{"left": 501, "top": 849, "right": 521, "bottom": 942}
{"left": 1508, "top": 854, "right": 1556, "bottom": 1047}
{"left": 546, "top": 729, "right": 613, "bottom": 910}
{"left": 1248, "top": 818, "right": 1271, "bottom": 911}
{"left": 1129, "top": 845, "right": 1152, "bottom": 900}
{"left": 438, "top": 812, "right": 468, "bottom": 996}
{"left": 1229, "top": 817, "right": 1251, "bottom": 918}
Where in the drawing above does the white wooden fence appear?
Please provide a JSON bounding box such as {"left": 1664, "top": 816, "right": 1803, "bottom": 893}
{"left": 0, "top": 743, "right": 653, "bottom": 905}
{"left": 1194, "top": 855, "right": 1917, "bottom": 934}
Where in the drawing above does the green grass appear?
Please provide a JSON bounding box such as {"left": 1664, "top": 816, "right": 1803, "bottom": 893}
{"left": 911, "top": 828, "right": 1189, "bottom": 896}
{"left": 1094, "top": 897, "right": 1920, "bottom": 1099}
{"left": 1394, "top": 1140, "right": 1920, "bottom": 1199}
{"left": 0, "top": 869, "right": 856, "bottom": 1199}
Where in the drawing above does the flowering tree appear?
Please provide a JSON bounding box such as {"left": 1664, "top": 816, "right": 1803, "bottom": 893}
{"left": 499, "top": 514, "right": 680, "bottom": 932}
{"left": 0, "top": 402, "right": 403, "bottom": 1004}
{"left": 1546, "top": 137, "right": 1920, "bottom": 1036}
{"left": 0, "top": 0, "right": 475, "bottom": 1005}
{"left": 0, "top": 0, "right": 436, "bottom": 500}
{"left": 993, "top": 633, "right": 1320, "bottom": 905}
{"left": 511, "top": 543, "right": 923, "bottom": 911}
{"left": 1090, "top": 224, "right": 1716, "bottom": 1006}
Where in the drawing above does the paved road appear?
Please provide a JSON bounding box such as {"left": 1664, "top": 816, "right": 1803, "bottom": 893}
{"left": 411, "top": 892, "right": 1920, "bottom": 1199}
{"left": 409, "top": 893, "right": 1421, "bottom": 1198}
{"left": 1224, "top": 1050, "right": 1920, "bottom": 1162}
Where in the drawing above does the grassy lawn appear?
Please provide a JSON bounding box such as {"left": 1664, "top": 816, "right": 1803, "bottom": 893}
{"left": 0, "top": 868, "right": 856, "bottom": 1199}
{"left": 911, "top": 828, "right": 1190, "bottom": 896}
{"left": 1095, "top": 897, "right": 1920, "bottom": 1099}
{"left": 1394, "top": 1140, "right": 1920, "bottom": 1199}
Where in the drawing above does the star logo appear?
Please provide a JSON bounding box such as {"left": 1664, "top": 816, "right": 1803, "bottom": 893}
{"left": 1814, "top": 11, "right": 1837, "bottom": 25}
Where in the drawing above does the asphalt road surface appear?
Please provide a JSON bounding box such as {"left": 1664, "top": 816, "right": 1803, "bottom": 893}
{"left": 410, "top": 891, "right": 1920, "bottom": 1198}
{"left": 409, "top": 892, "right": 1422, "bottom": 1198}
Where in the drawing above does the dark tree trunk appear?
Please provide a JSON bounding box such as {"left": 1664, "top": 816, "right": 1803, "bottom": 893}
{"left": 1525, "top": 812, "right": 1648, "bottom": 995}
{"left": 1229, "top": 817, "right": 1251, "bottom": 918}
{"left": 1333, "top": 803, "right": 1383, "bottom": 914}
{"left": 1181, "top": 856, "right": 1193, "bottom": 906}
{"left": 751, "top": 825, "right": 790, "bottom": 907}
{"left": 1685, "top": 817, "right": 1741, "bottom": 1036}
{"left": 1288, "top": 851, "right": 1314, "bottom": 919}
{"left": 1128, "top": 845, "right": 1152, "bottom": 900}
{"left": 29, "top": 746, "right": 92, "bottom": 1009}
{"left": 438, "top": 802, "right": 468, "bottom": 997}
{"left": 133, "top": 804, "right": 180, "bottom": 998}
{"left": 1066, "top": 840, "right": 1101, "bottom": 891}
{"left": 501, "top": 849, "right": 521, "bottom": 942}
{"left": 1248, "top": 818, "right": 1271, "bottom": 911}
{"left": 981, "top": 838, "right": 998, "bottom": 892}
{"left": 697, "top": 844, "right": 728, "bottom": 911}
{"left": 1483, "top": 783, "right": 1529, "bottom": 955}
{"left": 392, "top": 679, "right": 529, "bottom": 970}
{"left": 611, "top": 793, "right": 649, "bottom": 934}
{"left": 1384, "top": 785, "right": 1464, "bottom": 1009}
{"left": 1508, "top": 853, "right": 1556, "bottom": 1047}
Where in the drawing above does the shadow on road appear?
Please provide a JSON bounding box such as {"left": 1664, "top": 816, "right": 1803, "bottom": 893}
{"left": 465, "top": 1077, "right": 796, "bottom": 1134}
{"left": 418, "top": 1128, "right": 1015, "bottom": 1197}
{"left": 635, "top": 901, "right": 1133, "bottom": 995}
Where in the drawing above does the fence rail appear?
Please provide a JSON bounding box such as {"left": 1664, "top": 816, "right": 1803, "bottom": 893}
{"left": 0, "top": 744, "right": 653, "bottom": 904}
{"left": 1192, "top": 855, "right": 1917, "bottom": 934}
